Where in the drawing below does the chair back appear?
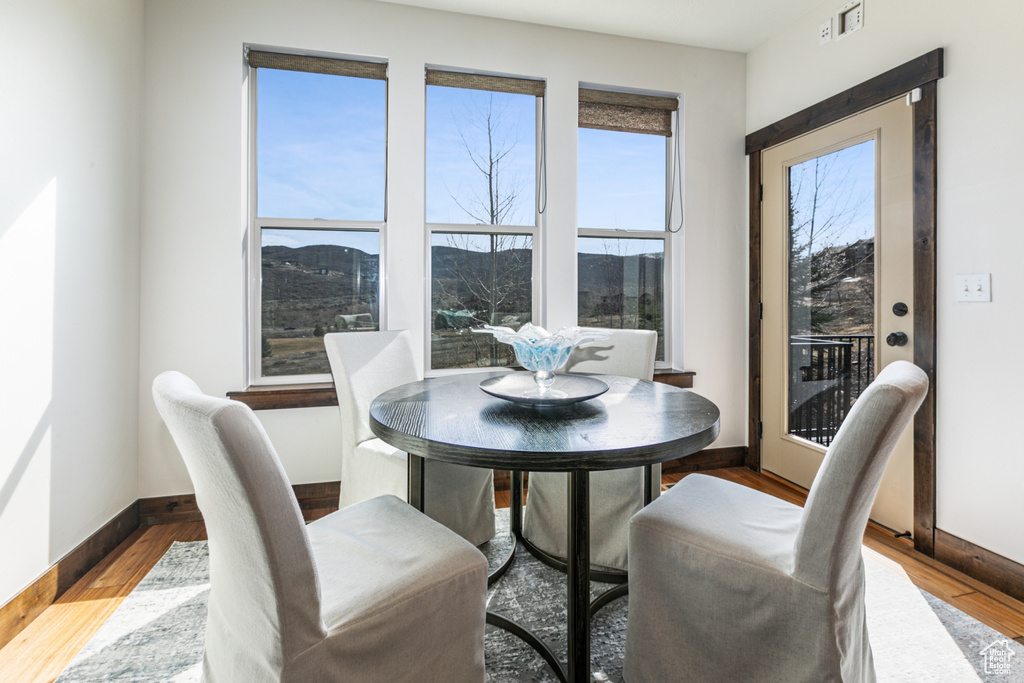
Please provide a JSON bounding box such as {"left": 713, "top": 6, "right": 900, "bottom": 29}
{"left": 563, "top": 327, "right": 657, "bottom": 380}
{"left": 794, "top": 360, "right": 928, "bottom": 589}
{"left": 152, "top": 372, "right": 324, "bottom": 667}
{"left": 324, "top": 330, "right": 419, "bottom": 458}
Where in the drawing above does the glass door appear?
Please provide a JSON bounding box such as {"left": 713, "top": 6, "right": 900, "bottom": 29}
{"left": 786, "top": 140, "right": 876, "bottom": 447}
{"left": 762, "top": 96, "right": 915, "bottom": 534}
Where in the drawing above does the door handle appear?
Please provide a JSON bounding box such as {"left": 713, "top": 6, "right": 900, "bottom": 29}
{"left": 886, "top": 331, "right": 909, "bottom": 347}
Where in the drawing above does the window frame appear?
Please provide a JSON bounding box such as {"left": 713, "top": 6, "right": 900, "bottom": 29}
{"left": 424, "top": 72, "right": 545, "bottom": 375}
{"left": 576, "top": 96, "right": 680, "bottom": 369}
{"left": 245, "top": 49, "right": 389, "bottom": 386}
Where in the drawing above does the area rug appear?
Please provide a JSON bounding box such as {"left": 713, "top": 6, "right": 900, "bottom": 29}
{"left": 57, "top": 510, "right": 1023, "bottom": 682}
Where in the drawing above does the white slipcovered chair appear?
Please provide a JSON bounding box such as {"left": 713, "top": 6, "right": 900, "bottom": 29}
{"left": 152, "top": 371, "right": 487, "bottom": 683}
{"left": 522, "top": 327, "right": 659, "bottom": 571}
{"left": 624, "top": 360, "right": 928, "bottom": 683}
{"left": 324, "top": 330, "right": 495, "bottom": 546}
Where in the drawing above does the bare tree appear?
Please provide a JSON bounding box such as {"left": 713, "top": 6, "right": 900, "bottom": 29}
{"left": 444, "top": 93, "right": 527, "bottom": 226}
{"left": 786, "top": 144, "right": 876, "bottom": 443}
{"left": 788, "top": 145, "right": 874, "bottom": 336}
{"left": 433, "top": 93, "right": 533, "bottom": 368}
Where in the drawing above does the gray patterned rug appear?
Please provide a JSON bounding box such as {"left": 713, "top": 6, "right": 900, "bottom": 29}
{"left": 56, "top": 510, "right": 1023, "bottom": 682}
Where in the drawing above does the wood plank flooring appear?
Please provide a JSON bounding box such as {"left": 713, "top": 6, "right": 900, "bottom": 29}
{"left": 2, "top": 468, "right": 1022, "bottom": 681}
{"left": 0, "top": 523, "right": 207, "bottom": 683}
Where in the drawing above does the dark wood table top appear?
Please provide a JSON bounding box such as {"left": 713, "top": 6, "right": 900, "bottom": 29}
{"left": 369, "top": 372, "right": 720, "bottom": 471}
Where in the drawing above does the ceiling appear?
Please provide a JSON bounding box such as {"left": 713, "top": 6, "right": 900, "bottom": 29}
{"left": 373, "top": 0, "right": 823, "bottom": 53}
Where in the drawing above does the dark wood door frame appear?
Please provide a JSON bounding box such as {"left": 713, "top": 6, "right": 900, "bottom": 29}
{"left": 746, "top": 49, "right": 943, "bottom": 556}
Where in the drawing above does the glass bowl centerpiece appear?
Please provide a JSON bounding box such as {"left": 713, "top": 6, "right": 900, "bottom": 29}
{"left": 473, "top": 323, "right": 609, "bottom": 396}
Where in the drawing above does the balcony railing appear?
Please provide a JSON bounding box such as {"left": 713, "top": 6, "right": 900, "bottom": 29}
{"left": 788, "top": 334, "right": 874, "bottom": 446}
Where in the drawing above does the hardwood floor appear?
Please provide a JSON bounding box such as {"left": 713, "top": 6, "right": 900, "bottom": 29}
{"left": 2, "top": 468, "right": 1022, "bottom": 681}
{"left": 0, "top": 522, "right": 207, "bottom": 683}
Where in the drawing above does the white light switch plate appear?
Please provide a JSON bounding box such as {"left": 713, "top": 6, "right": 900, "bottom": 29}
{"left": 819, "top": 19, "right": 832, "bottom": 44}
{"left": 956, "top": 273, "right": 991, "bottom": 302}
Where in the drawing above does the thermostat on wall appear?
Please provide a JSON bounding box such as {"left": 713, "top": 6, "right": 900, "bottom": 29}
{"left": 837, "top": 0, "right": 864, "bottom": 38}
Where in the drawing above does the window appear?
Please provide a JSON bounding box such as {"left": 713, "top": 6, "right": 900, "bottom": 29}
{"left": 247, "top": 50, "right": 387, "bottom": 382}
{"left": 577, "top": 88, "right": 679, "bottom": 362}
{"left": 425, "top": 70, "right": 544, "bottom": 371}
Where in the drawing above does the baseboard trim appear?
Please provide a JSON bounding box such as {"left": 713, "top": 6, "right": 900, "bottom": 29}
{"left": 138, "top": 456, "right": 745, "bottom": 521}
{"left": 661, "top": 446, "right": 747, "bottom": 475}
{"left": 7, "top": 468, "right": 1023, "bottom": 655}
{"left": 138, "top": 492, "right": 202, "bottom": 525}
{"left": 1, "top": 484, "right": 340, "bottom": 648}
{"left": 0, "top": 502, "right": 139, "bottom": 650}
{"left": 292, "top": 481, "right": 341, "bottom": 522}
{"left": 935, "top": 528, "right": 1024, "bottom": 604}
{"left": 139, "top": 481, "right": 341, "bottom": 526}
{"left": 228, "top": 370, "right": 696, "bottom": 411}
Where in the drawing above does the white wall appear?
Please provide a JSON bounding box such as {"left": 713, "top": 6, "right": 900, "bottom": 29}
{"left": 748, "top": 0, "right": 1024, "bottom": 564}
{"left": 138, "top": 0, "right": 748, "bottom": 496}
{"left": 0, "top": 0, "right": 142, "bottom": 604}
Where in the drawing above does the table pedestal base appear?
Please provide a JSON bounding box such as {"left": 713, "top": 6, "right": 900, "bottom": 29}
{"left": 566, "top": 470, "right": 590, "bottom": 683}
{"left": 408, "top": 458, "right": 628, "bottom": 683}
{"left": 496, "top": 471, "right": 628, "bottom": 683}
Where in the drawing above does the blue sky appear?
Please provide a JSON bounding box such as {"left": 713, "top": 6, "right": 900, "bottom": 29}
{"left": 788, "top": 139, "right": 875, "bottom": 252}
{"left": 262, "top": 228, "right": 380, "bottom": 254}
{"left": 578, "top": 128, "right": 666, "bottom": 231}
{"left": 258, "top": 69, "right": 668, "bottom": 255}
{"left": 257, "top": 69, "right": 386, "bottom": 221}
{"left": 426, "top": 85, "right": 537, "bottom": 225}
{"left": 578, "top": 236, "right": 664, "bottom": 259}
{"left": 431, "top": 232, "right": 532, "bottom": 253}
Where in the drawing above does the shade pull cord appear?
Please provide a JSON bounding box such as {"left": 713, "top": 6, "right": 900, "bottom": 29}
{"left": 537, "top": 95, "right": 548, "bottom": 216}
{"left": 666, "top": 105, "right": 683, "bottom": 234}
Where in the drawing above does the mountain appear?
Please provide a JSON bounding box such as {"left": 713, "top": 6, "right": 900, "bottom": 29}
{"left": 260, "top": 242, "right": 664, "bottom": 329}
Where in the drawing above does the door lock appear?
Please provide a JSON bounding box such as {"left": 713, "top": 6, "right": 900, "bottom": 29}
{"left": 886, "top": 331, "right": 908, "bottom": 347}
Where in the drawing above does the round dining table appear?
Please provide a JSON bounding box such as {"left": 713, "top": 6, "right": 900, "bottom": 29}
{"left": 369, "top": 371, "right": 720, "bottom": 683}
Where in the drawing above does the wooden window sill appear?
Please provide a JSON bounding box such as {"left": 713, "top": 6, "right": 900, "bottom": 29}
{"left": 228, "top": 369, "right": 694, "bottom": 411}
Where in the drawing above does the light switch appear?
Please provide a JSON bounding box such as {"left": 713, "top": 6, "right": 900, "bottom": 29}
{"left": 956, "top": 273, "right": 991, "bottom": 302}
{"left": 819, "top": 19, "right": 833, "bottom": 44}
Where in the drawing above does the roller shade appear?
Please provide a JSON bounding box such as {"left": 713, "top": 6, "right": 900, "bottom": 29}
{"left": 579, "top": 88, "right": 677, "bottom": 136}
{"left": 426, "top": 69, "right": 545, "bottom": 97}
{"left": 247, "top": 50, "right": 386, "bottom": 80}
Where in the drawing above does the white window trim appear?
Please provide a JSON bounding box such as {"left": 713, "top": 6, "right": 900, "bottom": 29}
{"left": 425, "top": 221, "right": 541, "bottom": 376}
{"left": 247, "top": 218, "right": 388, "bottom": 386}
{"left": 245, "top": 60, "right": 388, "bottom": 386}
{"left": 576, "top": 120, "right": 679, "bottom": 370}
{"left": 576, "top": 228, "right": 674, "bottom": 370}
{"left": 424, "top": 89, "right": 544, "bottom": 375}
